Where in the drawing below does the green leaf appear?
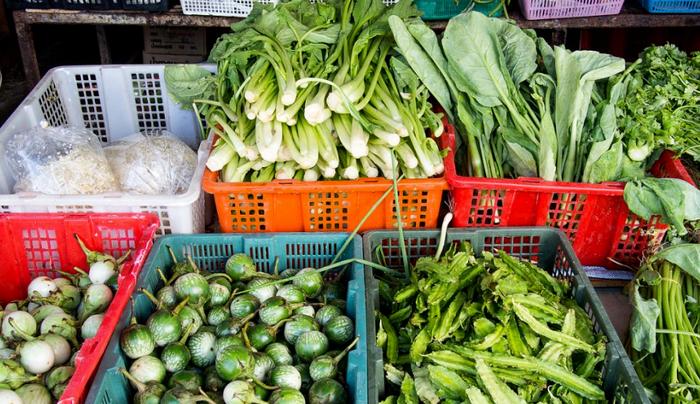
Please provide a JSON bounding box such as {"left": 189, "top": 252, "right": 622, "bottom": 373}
{"left": 587, "top": 139, "right": 623, "bottom": 183}
{"left": 388, "top": 16, "right": 453, "bottom": 116}
{"left": 164, "top": 65, "right": 215, "bottom": 110}
{"left": 630, "top": 283, "right": 660, "bottom": 353}
{"left": 442, "top": 12, "right": 506, "bottom": 108}
{"left": 650, "top": 244, "right": 700, "bottom": 283}
{"left": 623, "top": 181, "right": 662, "bottom": 221}
{"left": 495, "top": 20, "right": 537, "bottom": 85}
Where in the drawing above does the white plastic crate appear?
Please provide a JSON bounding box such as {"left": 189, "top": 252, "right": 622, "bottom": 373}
{"left": 0, "top": 65, "right": 212, "bottom": 236}
{"left": 181, "top": 0, "right": 397, "bottom": 17}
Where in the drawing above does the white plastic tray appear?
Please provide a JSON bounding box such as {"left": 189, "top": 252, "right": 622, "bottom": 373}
{"left": 0, "top": 65, "right": 211, "bottom": 236}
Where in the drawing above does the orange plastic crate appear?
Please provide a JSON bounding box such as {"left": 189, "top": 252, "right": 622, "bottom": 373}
{"left": 202, "top": 135, "right": 449, "bottom": 234}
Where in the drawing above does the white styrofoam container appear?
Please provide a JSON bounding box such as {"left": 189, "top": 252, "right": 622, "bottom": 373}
{"left": 181, "top": 0, "right": 397, "bottom": 17}
{"left": 0, "top": 65, "right": 211, "bottom": 236}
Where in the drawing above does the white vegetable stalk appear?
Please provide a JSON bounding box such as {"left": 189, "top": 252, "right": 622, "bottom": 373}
{"left": 256, "top": 119, "right": 283, "bottom": 163}
{"left": 372, "top": 130, "right": 400, "bottom": 147}
{"left": 304, "top": 85, "right": 332, "bottom": 125}
{"left": 360, "top": 156, "right": 379, "bottom": 178}
{"left": 207, "top": 141, "right": 236, "bottom": 172}
{"left": 282, "top": 124, "right": 318, "bottom": 170}
{"left": 303, "top": 167, "right": 320, "bottom": 182}
{"left": 275, "top": 161, "right": 297, "bottom": 180}
{"left": 317, "top": 160, "right": 337, "bottom": 179}
{"left": 327, "top": 77, "right": 365, "bottom": 114}
{"left": 395, "top": 143, "right": 419, "bottom": 170}
{"left": 369, "top": 143, "right": 397, "bottom": 179}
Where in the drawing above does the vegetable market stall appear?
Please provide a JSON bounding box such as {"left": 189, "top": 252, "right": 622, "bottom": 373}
{"left": 12, "top": 2, "right": 700, "bottom": 87}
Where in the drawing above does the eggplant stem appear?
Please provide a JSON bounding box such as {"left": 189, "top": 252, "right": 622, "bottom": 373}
{"left": 242, "top": 322, "right": 255, "bottom": 352}
{"left": 187, "top": 255, "right": 201, "bottom": 274}
{"left": 172, "top": 296, "right": 190, "bottom": 316}
{"left": 167, "top": 245, "right": 179, "bottom": 264}
{"left": 197, "top": 388, "right": 217, "bottom": 404}
{"left": 252, "top": 377, "right": 278, "bottom": 391}
{"left": 334, "top": 335, "right": 360, "bottom": 363}
{"left": 156, "top": 268, "right": 169, "bottom": 285}
{"left": 119, "top": 368, "right": 147, "bottom": 393}
{"left": 72, "top": 267, "right": 89, "bottom": 276}
{"left": 273, "top": 257, "right": 280, "bottom": 276}
{"left": 206, "top": 273, "right": 233, "bottom": 282}
{"left": 139, "top": 288, "right": 161, "bottom": 308}
{"left": 116, "top": 249, "right": 132, "bottom": 266}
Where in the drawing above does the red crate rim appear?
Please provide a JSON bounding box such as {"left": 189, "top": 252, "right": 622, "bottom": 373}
{"left": 0, "top": 213, "right": 160, "bottom": 404}
{"left": 440, "top": 126, "right": 694, "bottom": 195}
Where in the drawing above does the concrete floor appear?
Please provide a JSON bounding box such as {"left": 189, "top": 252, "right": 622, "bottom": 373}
{"left": 597, "top": 287, "right": 633, "bottom": 344}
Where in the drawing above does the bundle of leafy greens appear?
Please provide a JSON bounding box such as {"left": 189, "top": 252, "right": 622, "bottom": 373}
{"left": 165, "top": 0, "right": 445, "bottom": 182}
{"left": 617, "top": 45, "right": 700, "bottom": 164}
{"left": 629, "top": 244, "right": 700, "bottom": 403}
{"left": 374, "top": 240, "right": 609, "bottom": 403}
{"left": 389, "top": 11, "right": 638, "bottom": 183}
{"left": 624, "top": 177, "right": 700, "bottom": 236}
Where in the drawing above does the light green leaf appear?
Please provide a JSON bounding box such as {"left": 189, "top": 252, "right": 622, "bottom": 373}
{"left": 651, "top": 244, "right": 700, "bottom": 283}
{"left": 587, "top": 140, "right": 623, "bottom": 183}
{"left": 495, "top": 20, "right": 537, "bottom": 85}
{"left": 443, "top": 12, "right": 506, "bottom": 108}
{"left": 630, "top": 283, "right": 660, "bottom": 353}
{"left": 389, "top": 16, "right": 453, "bottom": 116}
{"left": 411, "top": 366, "right": 440, "bottom": 404}
{"left": 164, "top": 65, "right": 215, "bottom": 110}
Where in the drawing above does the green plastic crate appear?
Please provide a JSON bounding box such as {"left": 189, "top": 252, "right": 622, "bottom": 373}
{"left": 417, "top": 0, "right": 504, "bottom": 20}
{"left": 86, "top": 233, "right": 368, "bottom": 403}
{"left": 363, "top": 227, "right": 648, "bottom": 404}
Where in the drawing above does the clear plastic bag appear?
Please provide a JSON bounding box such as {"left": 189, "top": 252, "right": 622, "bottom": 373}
{"left": 5, "top": 124, "right": 120, "bottom": 195}
{"left": 104, "top": 132, "right": 197, "bottom": 195}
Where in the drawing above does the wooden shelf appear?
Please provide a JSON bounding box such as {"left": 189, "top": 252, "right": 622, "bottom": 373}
{"left": 13, "top": 4, "right": 700, "bottom": 86}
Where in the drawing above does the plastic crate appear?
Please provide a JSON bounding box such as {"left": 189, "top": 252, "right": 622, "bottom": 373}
{"left": 120, "top": 0, "right": 169, "bottom": 11}
{"left": 0, "top": 65, "right": 212, "bottom": 236}
{"left": 181, "top": 0, "right": 397, "bottom": 17}
{"left": 60, "top": 0, "right": 111, "bottom": 10}
{"left": 441, "top": 129, "right": 694, "bottom": 269}
{"left": 519, "top": 0, "right": 624, "bottom": 19}
{"left": 86, "top": 232, "right": 369, "bottom": 403}
{"left": 416, "top": 0, "right": 504, "bottom": 20}
{"left": 639, "top": 0, "right": 700, "bottom": 13}
{"left": 362, "top": 228, "right": 649, "bottom": 404}
{"left": 6, "top": 0, "right": 55, "bottom": 10}
{"left": 0, "top": 213, "right": 159, "bottom": 404}
{"left": 202, "top": 169, "right": 447, "bottom": 233}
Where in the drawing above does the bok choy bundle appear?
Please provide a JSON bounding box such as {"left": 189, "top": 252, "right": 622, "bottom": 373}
{"left": 165, "top": 0, "right": 445, "bottom": 182}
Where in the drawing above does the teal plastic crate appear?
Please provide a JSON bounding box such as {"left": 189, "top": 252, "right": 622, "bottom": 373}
{"left": 362, "top": 227, "right": 649, "bottom": 404}
{"left": 417, "top": 0, "right": 504, "bottom": 20}
{"left": 86, "top": 233, "right": 368, "bottom": 403}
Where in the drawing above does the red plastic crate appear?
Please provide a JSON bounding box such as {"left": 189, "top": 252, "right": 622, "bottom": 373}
{"left": 0, "top": 213, "right": 159, "bottom": 404}
{"left": 440, "top": 129, "right": 694, "bottom": 268}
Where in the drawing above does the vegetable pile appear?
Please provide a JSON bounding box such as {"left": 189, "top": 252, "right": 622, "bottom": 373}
{"left": 629, "top": 244, "right": 700, "bottom": 403}
{"left": 165, "top": 0, "right": 445, "bottom": 182}
{"left": 617, "top": 45, "right": 700, "bottom": 164}
{"left": 0, "top": 235, "right": 129, "bottom": 403}
{"left": 373, "top": 241, "right": 609, "bottom": 403}
{"left": 118, "top": 248, "right": 359, "bottom": 404}
{"left": 389, "top": 11, "right": 628, "bottom": 182}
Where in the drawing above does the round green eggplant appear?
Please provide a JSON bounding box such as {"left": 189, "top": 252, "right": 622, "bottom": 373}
{"left": 309, "top": 378, "right": 347, "bottom": 404}
{"left": 295, "top": 331, "right": 329, "bottom": 362}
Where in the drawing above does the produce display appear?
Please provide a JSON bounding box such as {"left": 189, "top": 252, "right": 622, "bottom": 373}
{"left": 629, "top": 244, "right": 700, "bottom": 403}
{"left": 165, "top": 0, "right": 445, "bottom": 181}
{"left": 373, "top": 240, "right": 610, "bottom": 403}
{"left": 118, "top": 248, "right": 359, "bottom": 403}
{"left": 0, "top": 236, "right": 130, "bottom": 402}
{"left": 617, "top": 45, "right": 700, "bottom": 164}
{"left": 388, "top": 12, "right": 700, "bottom": 184}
